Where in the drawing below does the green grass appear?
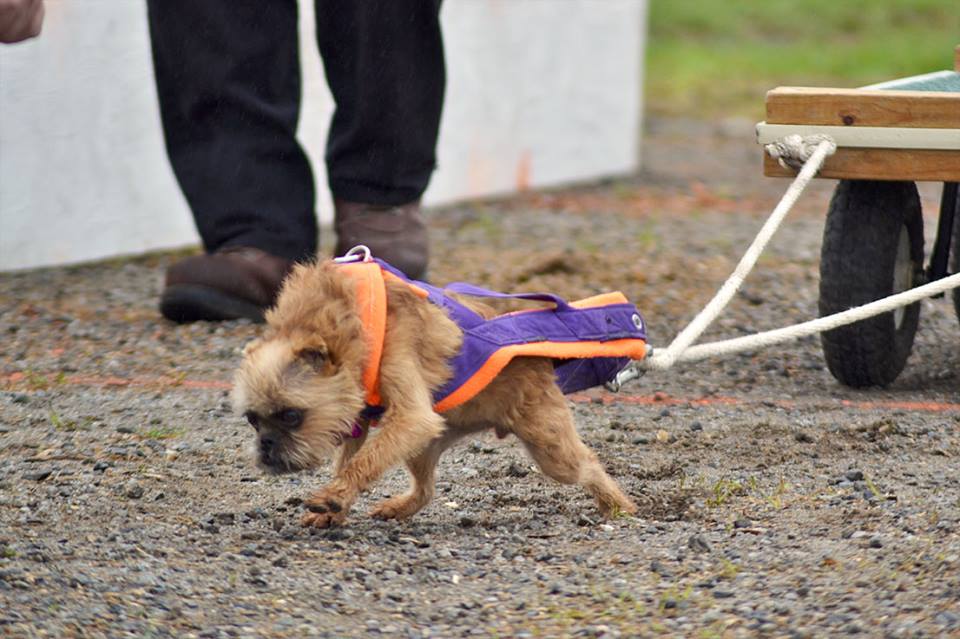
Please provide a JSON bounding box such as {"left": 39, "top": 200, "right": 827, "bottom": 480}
{"left": 141, "top": 427, "right": 183, "bottom": 440}
{"left": 705, "top": 477, "right": 745, "bottom": 507}
{"left": 50, "top": 411, "right": 81, "bottom": 432}
{"left": 646, "top": 0, "right": 959, "bottom": 118}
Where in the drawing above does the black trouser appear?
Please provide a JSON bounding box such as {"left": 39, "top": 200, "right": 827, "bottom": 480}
{"left": 147, "top": 0, "right": 445, "bottom": 261}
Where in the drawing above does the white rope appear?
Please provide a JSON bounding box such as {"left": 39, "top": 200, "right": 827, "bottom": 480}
{"left": 643, "top": 137, "right": 837, "bottom": 372}
{"left": 644, "top": 271, "right": 960, "bottom": 369}
{"left": 600, "top": 132, "right": 960, "bottom": 387}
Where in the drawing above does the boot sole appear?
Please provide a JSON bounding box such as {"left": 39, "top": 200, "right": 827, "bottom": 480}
{"left": 160, "top": 284, "right": 265, "bottom": 323}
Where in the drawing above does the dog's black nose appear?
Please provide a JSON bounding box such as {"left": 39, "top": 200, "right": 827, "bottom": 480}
{"left": 259, "top": 436, "right": 275, "bottom": 461}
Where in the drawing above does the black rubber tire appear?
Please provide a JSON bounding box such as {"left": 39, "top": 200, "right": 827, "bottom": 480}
{"left": 818, "top": 180, "right": 924, "bottom": 388}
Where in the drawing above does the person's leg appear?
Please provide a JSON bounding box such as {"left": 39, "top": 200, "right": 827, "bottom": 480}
{"left": 315, "top": 0, "right": 445, "bottom": 278}
{"left": 316, "top": 0, "right": 444, "bottom": 205}
{"left": 147, "top": 0, "right": 318, "bottom": 322}
{"left": 147, "top": 0, "right": 316, "bottom": 262}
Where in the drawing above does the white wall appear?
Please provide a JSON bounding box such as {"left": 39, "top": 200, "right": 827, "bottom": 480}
{"left": 0, "top": 0, "right": 647, "bottom": 271}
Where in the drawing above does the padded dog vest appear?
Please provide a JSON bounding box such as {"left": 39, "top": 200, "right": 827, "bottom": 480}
{"left": 336, "top": 257, "right": 647, "bottom": 414}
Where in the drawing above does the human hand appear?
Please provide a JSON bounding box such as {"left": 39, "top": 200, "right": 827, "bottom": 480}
{"left": 0, "top": 0, "right": 44, "bottom": 44}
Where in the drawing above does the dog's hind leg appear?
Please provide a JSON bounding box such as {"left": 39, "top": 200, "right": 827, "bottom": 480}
{"left": 509, "top": 383, "right": 637, "bottom": 518}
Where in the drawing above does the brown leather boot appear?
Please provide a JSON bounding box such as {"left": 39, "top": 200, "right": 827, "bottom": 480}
{"left": 334, "top": 199, "right": 429, "bottom": 279}
{"left": 159, "top": 247, "right": 293, "bottom": 323}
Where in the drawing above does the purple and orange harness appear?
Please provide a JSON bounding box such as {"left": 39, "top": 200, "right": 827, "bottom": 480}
{"left": 335, "top": 253, "right": 647, "bottom": 431}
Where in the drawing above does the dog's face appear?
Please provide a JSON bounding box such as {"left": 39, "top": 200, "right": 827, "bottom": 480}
{"left": 231, "top": 332, "right": 366, "bottom": 473}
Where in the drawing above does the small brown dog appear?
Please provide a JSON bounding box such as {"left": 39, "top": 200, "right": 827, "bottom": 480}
{"left": 233, "top": 259, "right": 637, "bottom": 528}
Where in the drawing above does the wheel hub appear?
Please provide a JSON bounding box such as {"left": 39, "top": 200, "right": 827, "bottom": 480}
{"left": 892, "top": 226, "right": 913, "bottom": 329}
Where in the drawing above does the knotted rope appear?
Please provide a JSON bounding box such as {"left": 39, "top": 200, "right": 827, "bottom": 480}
{"left": 764, "top": 133, "right": 837, "bottom": 170}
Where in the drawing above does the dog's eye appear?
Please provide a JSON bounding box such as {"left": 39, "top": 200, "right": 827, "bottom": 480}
{"left": 244, "top": 411, "right": 260, "bottom": 430}
{"left": 298, "top": 349, "right": 327, "bottom": 370}
{"left": 276, "top": 408, "right": 304, "bottom": 428}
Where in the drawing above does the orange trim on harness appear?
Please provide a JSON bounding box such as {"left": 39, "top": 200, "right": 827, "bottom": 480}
{"left": 382, "top": 270, "right": 430, "bottom": 299}
{"left": 433, "top": 337, "right": 648, "bottom": 413}
{"left": 337, "top": 262, "right": 386, "bottom": 406}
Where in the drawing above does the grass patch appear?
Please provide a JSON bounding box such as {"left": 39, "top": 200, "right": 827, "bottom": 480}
{"left": 764, "top": 476, "right": 791, "bottom": 509}
{"left": 49, "top": 411, "right": 83, "bottom": 432}
{"left": 141, "top": 427, "right": 183, "bottom": 440}
{"left": 457, "top": 210, "right": 504, "bottom": 242}
{"left": 646, "top": 0, "right": 960, "bottom": 118}
{"left": 700, "top": 474, "right": 793, "bottom": 509}
{"left": 705, "top": 477, "right": 746, "bottom": 507}
{"left": 168, "top": 370, "right": 189, "bottom": 387}
{"left": 24, "top": 370, "right": 50, "bottom": 390}
{"left": 635, "top": 221, "right": 661, "bottom": 252}
{"left": 718, "top": 558, "right": 740, "bottom": 580}
{"left": 658, "top": 584, "right": 694, "bottom": 611}
{"left": 863, "top": 475, "right": 884, "bottom": 500}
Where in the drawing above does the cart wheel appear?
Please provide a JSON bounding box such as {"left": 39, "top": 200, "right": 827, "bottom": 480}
{"left": 819, "top": 180, "right": 924, "bottom": 387}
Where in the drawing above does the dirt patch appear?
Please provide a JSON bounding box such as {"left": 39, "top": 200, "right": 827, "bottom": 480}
{"left": 633, "top": 488, "right": 695, "bottom": 522}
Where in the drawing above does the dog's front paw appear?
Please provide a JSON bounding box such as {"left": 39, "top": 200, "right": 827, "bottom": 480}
{"left": 301, "top": 485, "right": 353, "bottom": 528}
{"left": 369, "top": 494, "right": 423, "bottom": 521}
{"left": 301, "top": 505, "right": 347, "bottom": 529}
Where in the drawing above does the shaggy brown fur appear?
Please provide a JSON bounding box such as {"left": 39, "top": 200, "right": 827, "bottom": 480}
{"left": 233, "top": 261, "right": 637, "bottom": 528}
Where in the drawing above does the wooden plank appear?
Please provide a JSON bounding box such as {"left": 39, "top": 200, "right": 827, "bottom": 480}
{"left": 766, "top": 87, "right": 960, "bottom": 129}
{"left": 763, "top": 148, "right": 960, "bottom": 182}
{"left": 756, "top": 122, "right": 960, "bottom": 150}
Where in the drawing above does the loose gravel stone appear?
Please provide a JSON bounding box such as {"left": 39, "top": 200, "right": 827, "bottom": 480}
{"left": 688, "top": 534, "right": 711, "bottom": 553}
{"left": 123, "top": 481, "right": 144, "bottom": 499}
{"left": 506, "top": 462, "right": 529, "bottom": 478}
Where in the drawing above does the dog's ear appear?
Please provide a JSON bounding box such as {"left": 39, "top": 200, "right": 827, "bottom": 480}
{"left": 295, "top": 344, "right": 331, "bottom": 373}
{"left": 242, "top": 338, "right": 262, "bottom": 357}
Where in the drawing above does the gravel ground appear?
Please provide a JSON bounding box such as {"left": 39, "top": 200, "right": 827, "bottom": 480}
{"left": 2, "top": 117, "right": 959, "bottom": 638}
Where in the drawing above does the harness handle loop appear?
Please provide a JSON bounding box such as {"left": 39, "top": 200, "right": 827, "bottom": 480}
{"left": 443, "top": 281, "right": 575, "bottom": 311}
{"left": 334, "top": 244, "right": 373, "bottom": 263}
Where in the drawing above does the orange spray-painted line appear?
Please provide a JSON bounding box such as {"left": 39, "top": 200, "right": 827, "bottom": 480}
{"left": 1, "top": 371, "right": 232, "bottom": 392}
{"left": 3, "top": 371, "right": 960, "bottom": 414}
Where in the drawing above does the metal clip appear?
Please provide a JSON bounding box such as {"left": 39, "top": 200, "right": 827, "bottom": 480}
{"left": 604, "top": 359, "right": 646, "bottom": 393}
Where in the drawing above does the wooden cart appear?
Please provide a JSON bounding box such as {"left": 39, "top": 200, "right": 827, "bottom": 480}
{"left": 755, "top": 46, "right": 960, "bottom": 387}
